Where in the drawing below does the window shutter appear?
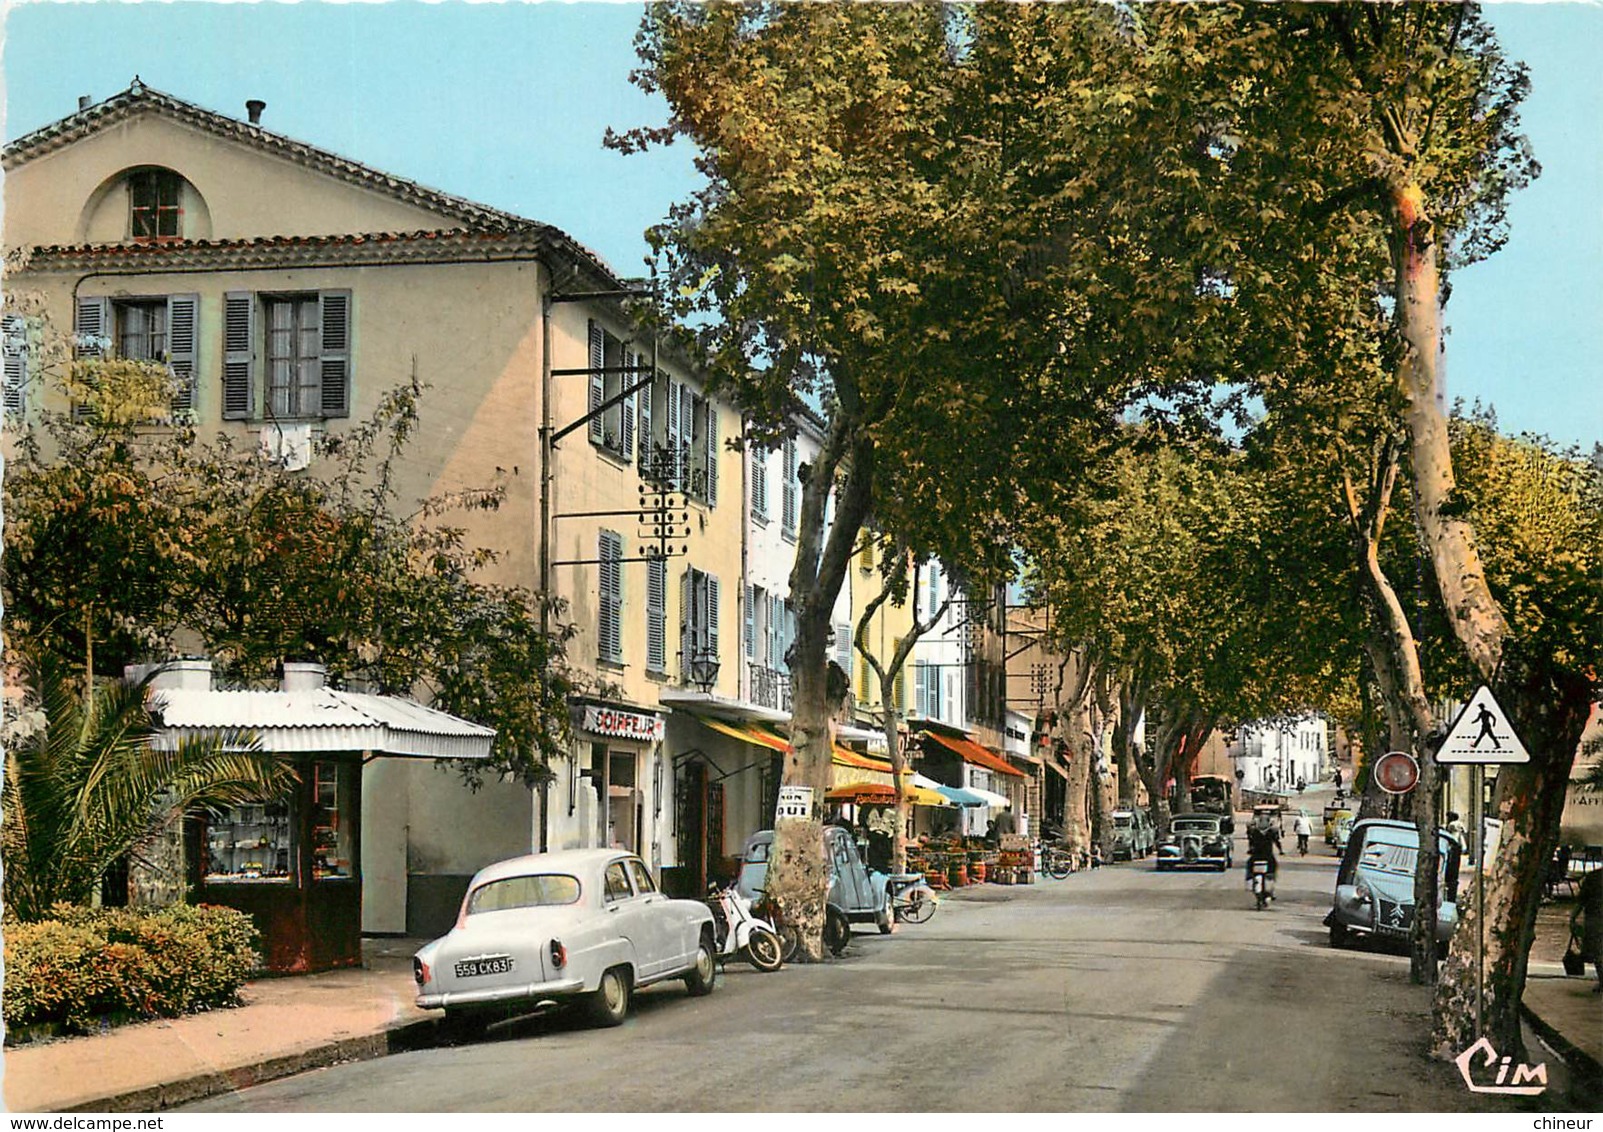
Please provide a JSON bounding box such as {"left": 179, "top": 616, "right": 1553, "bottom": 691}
{"left": 751, "top": 444, "right": 768, "bottom": 520}
{"left": 857, "top": 650, "right": 871, "bottom": 704}
{"left": 588, "top": 320, "right": 605, "bottom": 445}
{"left": 705, "top": 400, "right": 719, "bottom": 505}
{"left": 598, "top": 530, "right": 623, "bottom": 663}
{"left": 665, "top": 379, "right": 682, "bottom": 487}
{"left": 74, "top": 295, "right": 110, "bottom": 357}
{"left": 3, "top": 315, "right": 28, "bottom": 419}
{"left": 782, "top": 437, "right": 798, "bottom": 532}
{"left": 680, "top": 385, "right": 696, "bottom": 490}
{"left": 833, "top": 619, "right": 852, "bottom": 681}
{"left": 891, "top": 638, "right": 906, "bottom": 713}
{"left": 318, "top": 290, "right": 351, "bottom": 418}
{"left": 638, "top": 362, "right": 654, "bottom": 471}
{"left": 165, "top": 294, "right": 198, "bottom": 415}
{"left": 222, "top": 292, "right": 255, "bottom": 420}
{"left": 744, "top": 583, "right": 755, "bottom": 661}
{"left": 621, "top": 349, "right": 636, "bottom": 461}
{"left": 646, "top": 557, "right": 667, "bottom": 672}
{"left": 679, "top": 568, "right": 692, "bottom": 675}
{"left": 706, "top": 574, "right": 720, "bottom": 662}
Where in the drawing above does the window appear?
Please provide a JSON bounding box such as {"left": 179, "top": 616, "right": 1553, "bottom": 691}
{"left": 626, "top": 858, "right": 657, "bottom": 895}
{"left": 311, "top": 760, "right": 353, "bottom": 879}
{"left": 833, "top": 619, "right": 853, "bottom": 686}
{"left": 128, "top": 168, "right": 181, "bottom": 242}
{"left": 74, "top": 295, "right": 198, "bottom": 415}
{"left": 598, "top": 530, "right": 624, "bottom": 664}
{"left": 603, "top": 861, "right": 633, "bottom": 903}
{"left": 680, "top": 567, "right": 720, "bottom": 680}
{"left": 927, "top": 564, "right": 941, "bottom": 619}
{"left": 223, "top": 290, "right": 350, "bottom": 422}
{"left": 684, "top": 392, "right": 718, "bottom": 504}
{"left": 646, "top": 557, "right": 668, "bottom": 674}
{"left": 204, "top": 800, "right": 293, "bottom": 882}
{"left": 467, "top": 873, "right": 581, "bottom": 914}
{"left": 642, "top": 374, "right": 714, "bottom": 502}
{"left": 916, "top": 661, "right": 943, "bottom": 720}
{"left": 3, "top": 314, "right": 31, "bottom": 419}
{"left": 587, "top": 321, "right": 635, "bottom": 460}
{"left": 781, "top": 436, "right": 798, "bottom": 537}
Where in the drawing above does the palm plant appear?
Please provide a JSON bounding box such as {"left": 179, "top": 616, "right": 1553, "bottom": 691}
{"left": 2, "top": 651, "right": 296, "bottom": 922}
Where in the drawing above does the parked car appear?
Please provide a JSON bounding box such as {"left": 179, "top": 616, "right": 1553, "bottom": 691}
{"left": 1325, "top": 819, "right": 1461, "bottom": 951}
{"left": 736, "top": 826, "right": 893, "bottom": 935}
{"left": 1332, "top": 815, "right": 1355, "bottom": 854}
{"left": 1155, "top": 813, "right": 1233, "bottom": 871}
{"left": 413, "top": 849, "right": 717, "bottom": 1033}
{"left": 1323, "top": 802, "right": 1355, "bottom": 845}
{"left": 1110, "top": 808, "right": 1155, "bottom": 860}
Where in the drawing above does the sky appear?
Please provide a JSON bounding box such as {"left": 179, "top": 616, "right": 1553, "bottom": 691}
{"left": 1, "top": 0, "right": 1599, "bottom": 450}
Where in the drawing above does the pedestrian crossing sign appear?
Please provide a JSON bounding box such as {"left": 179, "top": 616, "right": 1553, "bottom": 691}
{"left": 1437, "top": 685, "right": 1530, "bottom": 764}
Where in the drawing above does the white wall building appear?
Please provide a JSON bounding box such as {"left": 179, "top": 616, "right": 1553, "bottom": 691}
{"left": 1232, "top": 717, "right": 1330, "bottom": 795}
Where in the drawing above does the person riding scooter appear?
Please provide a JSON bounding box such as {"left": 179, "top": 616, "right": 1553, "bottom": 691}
{"left": 1245, "top": 813, "right": 1281, "bottom": 897}
{"left": 1292, "top": 810, "right": 1312, "bottom": 856}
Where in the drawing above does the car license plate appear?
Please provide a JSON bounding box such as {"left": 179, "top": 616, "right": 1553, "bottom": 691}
{"left": 455, "top": 955, "right": 514, "bottom": 978}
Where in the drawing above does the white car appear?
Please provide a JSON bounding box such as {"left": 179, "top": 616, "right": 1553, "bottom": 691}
{"left": 413, "top": 849, "right": 717, "bottom": 1033}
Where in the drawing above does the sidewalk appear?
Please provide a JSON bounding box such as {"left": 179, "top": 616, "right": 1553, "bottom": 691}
{"left": 3, "top": 933, "right": 1597, "bottom": 1112}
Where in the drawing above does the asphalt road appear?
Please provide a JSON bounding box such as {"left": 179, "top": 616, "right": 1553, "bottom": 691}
{"left": 186, "top": 836, "right": 1565, "bottom": 1112}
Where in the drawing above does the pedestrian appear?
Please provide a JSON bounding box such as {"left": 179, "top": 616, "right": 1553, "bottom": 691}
{"left": 1445, "top": 811, "right": 1468, "bottom": 851}
{"left": 1570, "top": 867, "right": 1603, "bottom": 993}
{"left": 1333, "top": 766, "right": 1344, "bottom": 792}
{"left": 1292, "top": 810, "right": 1312, "bottom": 855}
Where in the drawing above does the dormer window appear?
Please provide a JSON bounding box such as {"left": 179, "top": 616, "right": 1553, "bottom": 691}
{"left": 128, "top": 168, "right": 181, "bottom": 242}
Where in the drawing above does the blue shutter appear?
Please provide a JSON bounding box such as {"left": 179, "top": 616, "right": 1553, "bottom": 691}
{"left": 318, "top": 290, "right": 351, "bottom": 418}
{"left": 744, "top": 583, "right": 756, "bottom": 661}
{"left": 598, "top": 530, "right": 623, "bottom": 663}
{"left": 166, "top": 294, "right": 198, "bottom": 415}
{"left": 782, "top": 437, "right": 798, "bottom": 533}
{"left": 706, "top": 574, "right": 720, "bottom": 666}
{"left": 622, "top": 349, "right": 637, "bottom": 462}
{"left": 751, "top": 443, "right": 768, "bottom": 521}
{"left": 588, "top": 321, "right": 605, "bottom": 445}
{"left": 665, "top": 380, "right": 682, "bottom": 487}
{"left": 222, "top": 292, "right": 255, "bottom": 420}
{"left": 705, "top": 399, "right": 719, "bottom": 505}
{"left": 638, "top": 360, "right": 654, "bottom": 471}
{"left": 646, "top": 557, "right": 668, "bottom": 672}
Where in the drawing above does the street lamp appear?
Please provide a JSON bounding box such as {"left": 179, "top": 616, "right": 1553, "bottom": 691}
{"left": 688, "top": 650, "right": 721, "bottom": 693}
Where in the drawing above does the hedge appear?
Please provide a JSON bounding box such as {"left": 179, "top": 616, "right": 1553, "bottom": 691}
{"left": 3, "top": 904, "right": 261, "bottom": 1038}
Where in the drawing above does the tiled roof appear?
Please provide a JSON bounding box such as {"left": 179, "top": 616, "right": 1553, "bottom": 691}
{"left": 150, "top": 686, "right": 495, "bottom": 760}
{"left": 4, "top": 80, "right": 625, "bottom": 289}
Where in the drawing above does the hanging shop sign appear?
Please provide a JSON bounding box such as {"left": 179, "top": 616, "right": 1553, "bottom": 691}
{"left": 775, "top": 785, "right": 815, "bottom": 823}
{"left": 581, "top": 705, "right": 664, "bottom": 743}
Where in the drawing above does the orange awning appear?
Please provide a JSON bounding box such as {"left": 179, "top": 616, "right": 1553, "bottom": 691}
{"left": 692, "top": 715, "right": 793, "bottom": 754}
{"left": 921, "top": 730, "right": 1027, "bottom": 778}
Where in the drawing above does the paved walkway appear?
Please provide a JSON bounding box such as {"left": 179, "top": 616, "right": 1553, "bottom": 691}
{"left": 2, "top": 919, "right": 1597, "bottom": 1112}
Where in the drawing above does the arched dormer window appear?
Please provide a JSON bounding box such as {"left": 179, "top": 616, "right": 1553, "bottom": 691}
{"left": 128, "top": 166, "right": 182, "bottom": 242}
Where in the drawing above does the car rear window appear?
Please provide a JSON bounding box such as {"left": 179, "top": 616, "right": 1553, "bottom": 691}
{"left": 466, "top": 874, "right": 581, "bottom": 915}
{"left": 1113, "top": 815, "right": 1132, "bottom": 828}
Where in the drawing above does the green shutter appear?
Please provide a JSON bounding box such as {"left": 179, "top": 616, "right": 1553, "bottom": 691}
{"left": 3, "top": 315, "right": 29, "bottom": 418}
{"left": 166, "top": 294, "right": 199, "bottom": 415}
{"left": 318, "top": 290, "right": 351, "bottom": 418}
{"left": 222, "top": 292, "right": 255, "bottom": 420}
{"left": 588, "top": 320, "right": 605, "bottom": 445}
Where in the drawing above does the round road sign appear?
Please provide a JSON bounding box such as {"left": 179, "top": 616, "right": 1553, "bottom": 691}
{"left": 1373, "top": 750, "right": 1420, "bottom": 795}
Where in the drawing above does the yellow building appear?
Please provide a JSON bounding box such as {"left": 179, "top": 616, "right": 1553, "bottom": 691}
{"left": 2, "top": 82, "right": 745, "bottom": 933}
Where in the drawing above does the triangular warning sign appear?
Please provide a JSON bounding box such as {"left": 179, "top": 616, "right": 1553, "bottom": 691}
{"left": 1437, "top": 686, "right": 1530, "bottom": 765}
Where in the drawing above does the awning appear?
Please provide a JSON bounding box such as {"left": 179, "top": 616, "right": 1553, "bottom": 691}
{"left": 934, "top": 783, "right": 989, "bottom": 806}
{"left": 921, "top": 730, "right": 1027, "bottom": 778}
{"left": 826, "top": 781, "right": 950, "bottom": 807}
{"left": 965, "top": 785, "right": 1014, "bottom": 809}
{"left": 691, "top": 714, "right": 792, "bottom": 754}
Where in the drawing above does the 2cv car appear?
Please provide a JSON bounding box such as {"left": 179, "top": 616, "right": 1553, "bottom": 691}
{"left": 1325, "top": 819, "right": 1461, "bottom": 952}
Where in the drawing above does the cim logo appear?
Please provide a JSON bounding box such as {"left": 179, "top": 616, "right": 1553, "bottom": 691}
{"left": 1455, "top": 1037, "right": 1547, "bottom": 1095}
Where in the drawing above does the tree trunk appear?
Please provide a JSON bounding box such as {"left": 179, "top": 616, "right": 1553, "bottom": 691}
{"left": 1431, "top": 650, "right": 1594, "bottom": 1060}
{"left": 1115, "top": 682, "right": 1144, "bottom": 809}
{"left": 769, "top": 420, "right": 875, "bottom": 960}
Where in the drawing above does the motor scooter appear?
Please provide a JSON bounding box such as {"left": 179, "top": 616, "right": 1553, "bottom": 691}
{"left": 706, "top": 883, "right": 785, "bottom": 971}
{"left": 1248, "top": 859, "right": 1275, "bottom": 910}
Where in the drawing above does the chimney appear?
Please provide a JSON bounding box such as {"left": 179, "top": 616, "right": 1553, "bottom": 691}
{"left": 78, "top": 95, "right": 92, "bottom": 112}
{"left": 126, "top": 659, "right": 214, "bottom": 692}
{"left": 246, "top": 99, "right": 266, "bottom": 126}
{"left": 281, "top": 661, "right": 327, "bottom": 692}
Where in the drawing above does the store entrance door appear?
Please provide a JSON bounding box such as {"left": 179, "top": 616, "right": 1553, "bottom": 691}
{"left": 608, "top": 750, "right": 639, "bottom": 852}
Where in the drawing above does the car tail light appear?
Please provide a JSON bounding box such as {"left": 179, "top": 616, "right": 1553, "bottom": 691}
{"left": 413, "top": 957, "right": 431, "bottom": 987}
{"left": 549, "top": 939, "right": 567, "bottom": 969}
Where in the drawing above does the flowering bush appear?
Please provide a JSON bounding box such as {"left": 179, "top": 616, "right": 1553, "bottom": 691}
{"left": 3, "top": 904, "right": 260, "bottom": 1038}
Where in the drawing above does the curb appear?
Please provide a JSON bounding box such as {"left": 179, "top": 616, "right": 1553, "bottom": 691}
{"left": 58, "top": 1019, "right": 439, "bottom": 1113}
{"left": 1522, "top": 1002, "right": 1603, "bottom": 1107}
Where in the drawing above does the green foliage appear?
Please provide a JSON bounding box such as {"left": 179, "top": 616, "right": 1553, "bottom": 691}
{"left": 2, "top": 904, "right": 260, "bottom": 1037}
{"left": 3, "top": 367, "right": 575, "bottom": 788}
{"left": 1, "top": 652, "right": 295, "bottom": 922}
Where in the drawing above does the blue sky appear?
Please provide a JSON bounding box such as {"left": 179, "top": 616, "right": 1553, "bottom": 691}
{"left": 3, "top": 0, "right": 1598, "bottom": 449}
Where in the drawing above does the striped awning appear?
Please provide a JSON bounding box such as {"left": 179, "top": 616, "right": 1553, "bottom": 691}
{"left": 691, "top": 714, "right": 793, "bottom": 754}
{"left": 921, "top": 730, "right": 1028, "bottom": 778}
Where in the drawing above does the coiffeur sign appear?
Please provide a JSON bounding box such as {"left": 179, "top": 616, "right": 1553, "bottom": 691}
{"left": 581, "top": 705, "right": 665, "bottom": 743}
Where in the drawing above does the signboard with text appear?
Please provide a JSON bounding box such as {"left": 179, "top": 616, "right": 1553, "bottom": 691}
{"left": 580, "top": 705, "right": 665, "bottom": 744}
{"left": 775, "top": 785, "right": 815, "bottom": 823}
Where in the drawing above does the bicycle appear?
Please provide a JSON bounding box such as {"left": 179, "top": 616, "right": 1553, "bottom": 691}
{"left": 1036, "top": 841, "right": 1075, "bottom": 880}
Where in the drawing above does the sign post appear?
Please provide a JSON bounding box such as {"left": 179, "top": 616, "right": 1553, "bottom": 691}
{"left": 1436, "top": 685, "right": 1531, "bottom": 1042}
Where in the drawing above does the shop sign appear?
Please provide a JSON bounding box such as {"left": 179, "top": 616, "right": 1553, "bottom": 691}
{"left": 775, "top": 785, "right": 815, "bottom": 823}
{"left": 581, "top": 705, "right": 664, "bottom": 743}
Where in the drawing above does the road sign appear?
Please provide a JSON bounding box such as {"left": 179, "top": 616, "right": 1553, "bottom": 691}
{"left": 1374, "top": 750, "right": 1420, "bottom": 795}
{"left": 1437, "top": 686, "right": 1530, "bottom": 765}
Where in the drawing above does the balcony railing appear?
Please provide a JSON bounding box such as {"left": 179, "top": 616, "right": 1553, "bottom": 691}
{"left": 747, "top": 662, "right": 792, "bottom": 712}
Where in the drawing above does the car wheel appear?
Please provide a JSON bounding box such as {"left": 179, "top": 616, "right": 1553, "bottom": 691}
{"left": 582, "top": 966, "right": 632, "bottom": 1027}
{"left": 744, "top": 927, "right": 785, "bottom": 971}
{"left": 825, "top": 906, "right": 851, "bottom": 956}
{"left": 440, "top": 1007, "right": 490, "bottom": 1042}
{"left": 876, "top": 900, "right": 894, "bottom": 935}
{"left": 684, "top": 930, "right": 718, "bottom": 995}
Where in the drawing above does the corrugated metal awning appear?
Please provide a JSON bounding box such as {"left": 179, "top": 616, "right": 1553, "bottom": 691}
{"left": 148, "top": 687, "right": 495, "bottom": 760}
